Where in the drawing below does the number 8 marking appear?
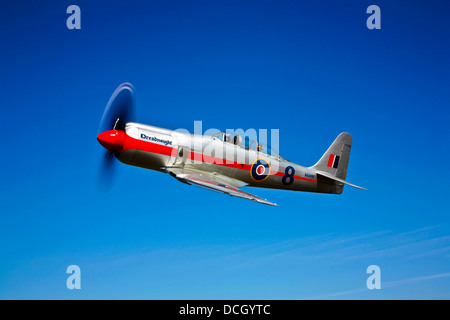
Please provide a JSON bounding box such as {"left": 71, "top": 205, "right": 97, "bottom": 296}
{"left": 282, "top": 166, "right": 295, "bottom": 186}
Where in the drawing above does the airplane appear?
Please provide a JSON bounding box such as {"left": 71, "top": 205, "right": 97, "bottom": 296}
{"left": 97, "top": 83, "right": 366, "bottom": 206}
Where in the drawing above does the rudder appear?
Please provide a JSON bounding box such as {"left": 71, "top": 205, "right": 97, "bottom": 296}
{"left": 311, "top": 132, "right": 352, "bottom": 180}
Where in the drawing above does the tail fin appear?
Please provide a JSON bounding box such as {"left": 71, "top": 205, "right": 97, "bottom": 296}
{"left": 312, "top": 132, "right": 352, "bottom": 180}
{"left": 310, "top": 133, "right": 366, "bottom": 193}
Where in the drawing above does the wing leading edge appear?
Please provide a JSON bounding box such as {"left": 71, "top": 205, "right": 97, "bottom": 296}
{"left": 165, "top": 167, "right": 279, "bottom": 207}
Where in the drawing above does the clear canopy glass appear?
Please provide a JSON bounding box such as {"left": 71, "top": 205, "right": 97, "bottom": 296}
{"left": 211, "top": 131, "right": 281, "bottom": 159}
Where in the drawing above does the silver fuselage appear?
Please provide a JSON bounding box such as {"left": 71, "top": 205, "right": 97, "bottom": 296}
{"left": 115, "top": 122, "right": 340, "bottom": 194}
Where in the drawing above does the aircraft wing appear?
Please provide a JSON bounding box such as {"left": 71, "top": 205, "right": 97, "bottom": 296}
{"left": 165, "top": 167, "right": 279, "bottom": 207}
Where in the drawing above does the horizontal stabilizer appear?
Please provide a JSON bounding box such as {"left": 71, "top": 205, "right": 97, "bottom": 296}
{"left": 316, "top": 171, "right": 367, "bottom": 190}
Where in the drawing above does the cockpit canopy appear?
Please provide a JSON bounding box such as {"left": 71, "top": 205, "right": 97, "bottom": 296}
{"left": 211, "top": 131, "right": 281, "bottom": 159}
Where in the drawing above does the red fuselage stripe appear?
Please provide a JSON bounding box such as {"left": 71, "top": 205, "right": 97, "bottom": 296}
{"left": 122, "top": 135, "right": 318, "bottom": 183}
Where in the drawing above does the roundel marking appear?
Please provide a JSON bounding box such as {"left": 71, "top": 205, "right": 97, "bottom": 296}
{"left": 256, "top": 165, "right": 265, "bottom": 175}
{"left": 251, "top": 158, "right": 271, "bottom": 181}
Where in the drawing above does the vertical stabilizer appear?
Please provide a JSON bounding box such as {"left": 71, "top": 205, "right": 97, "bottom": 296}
{"left": 311, "top": 133, "right": 352, "bottom": 180}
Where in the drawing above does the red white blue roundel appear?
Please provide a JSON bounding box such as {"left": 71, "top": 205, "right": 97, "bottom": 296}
{"left": 251, "top": 158, "right": 271, "bottom": 181}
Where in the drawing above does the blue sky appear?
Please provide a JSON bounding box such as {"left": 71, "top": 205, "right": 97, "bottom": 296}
{"left": 1, "top": 0, "right": 449, "bottom": 299}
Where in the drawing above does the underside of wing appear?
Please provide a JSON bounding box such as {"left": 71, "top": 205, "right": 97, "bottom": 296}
{"left": 165, "top": 167, "right": 279, "bottom": 207}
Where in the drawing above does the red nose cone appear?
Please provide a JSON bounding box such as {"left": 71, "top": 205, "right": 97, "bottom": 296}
{"left": 97, "top": 130, "right": 126, "bottom": 153}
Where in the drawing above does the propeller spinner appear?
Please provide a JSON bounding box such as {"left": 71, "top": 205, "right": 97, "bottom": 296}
{"left": 97, "top": 83, "right": 135, "bottom": 191}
